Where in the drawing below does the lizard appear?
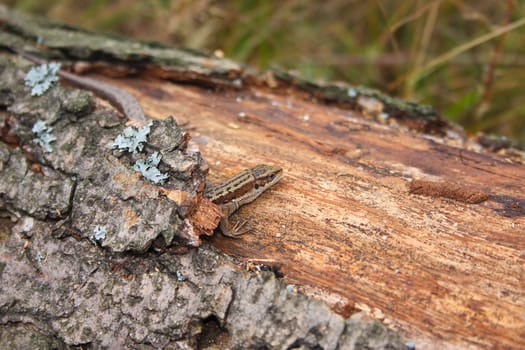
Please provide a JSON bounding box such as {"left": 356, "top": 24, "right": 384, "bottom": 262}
{"left": 11, "top": 46, "right": 283, "bottom": 238}
{"left": 205, "top": 164, "right": 283, "bottom": 237}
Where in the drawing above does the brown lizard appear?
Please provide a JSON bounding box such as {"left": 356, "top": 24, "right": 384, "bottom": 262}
{"left": 205, "top": 164, "right": 283, "bottom": 237}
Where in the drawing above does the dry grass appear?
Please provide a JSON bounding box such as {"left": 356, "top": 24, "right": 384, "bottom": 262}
{"left": 7, "top": 0, "right": 525, "bottom": 142}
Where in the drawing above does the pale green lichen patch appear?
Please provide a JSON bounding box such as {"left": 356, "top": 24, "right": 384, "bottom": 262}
{"left": 112, "top": 121, "right": 153, "bottom": 153}
{"left": 133, "top": 151, "right": 169, "bottom": 185}
{"left": 24, "top": 61, "right": 61, "bottom": 96}
{"left": 32, "top": 120, "right": 56, "bottom": 153}
{"left": 91, "top": 225, "right": 106, "bottom": 243}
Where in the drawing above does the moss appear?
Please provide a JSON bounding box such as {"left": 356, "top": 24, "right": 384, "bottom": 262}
{"left": 60, "top": 142, "right": 75, "bottom": 152}
{"left": 61, "top": 88, "right": 93, "bottom": 116}
{"left": 273, "top": 69, "right": 449, "bottom": 134}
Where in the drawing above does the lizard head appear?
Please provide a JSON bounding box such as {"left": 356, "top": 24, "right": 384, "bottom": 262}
{"left": 251, "top": 164, "right": 283, "bottom": 191}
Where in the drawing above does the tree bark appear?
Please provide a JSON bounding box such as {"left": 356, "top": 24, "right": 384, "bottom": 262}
{"left": 1, "top": 5, "right": 524, "bottom": 350}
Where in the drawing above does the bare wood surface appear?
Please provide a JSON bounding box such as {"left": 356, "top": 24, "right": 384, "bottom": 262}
{"left": 118, "top": 76, "right": 525, "bottom": 349}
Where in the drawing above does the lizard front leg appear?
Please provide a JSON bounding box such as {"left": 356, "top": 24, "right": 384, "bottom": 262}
{"left": 218, "top": 201, "right": 251, "bottom": 238}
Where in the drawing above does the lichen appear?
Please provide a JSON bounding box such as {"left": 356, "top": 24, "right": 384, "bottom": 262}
{"left": 112, "top": 121, "right": 153, "bottom": 153}
{"left": 32, "top": 120, "right": 56, "bottom": 153}
{"left": 133, "top": 151, "right": 169, "bottom": 184}
{"left": 24, "top": 62, "right": 61, "bottom": 96}
{"left": 91, "top": 225, "right": 106, "bottom": 243}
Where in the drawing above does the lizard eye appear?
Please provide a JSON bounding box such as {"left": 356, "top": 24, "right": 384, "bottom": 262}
{"left": 269, "top": 173, "right": 275, "bottom": 180}
{"left": 255, "top": 184, "right": 260, "bottom": 189}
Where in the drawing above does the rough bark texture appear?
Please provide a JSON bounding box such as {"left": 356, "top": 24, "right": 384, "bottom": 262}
{"left": 1, "top": 218, "right": 404, "bottom": 349}
{"left": 1, "top": 5, "right": 524, "bottom": 350}
{"left": 0, "top": 58, "right": 211, "bottom": 251}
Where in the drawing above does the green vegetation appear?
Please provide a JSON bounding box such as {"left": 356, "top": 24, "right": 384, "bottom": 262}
{"left": 7, "top": 0, "right": 525, "bottom": 142}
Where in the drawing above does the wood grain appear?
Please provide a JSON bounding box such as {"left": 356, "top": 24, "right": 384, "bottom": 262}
{"left": 118, "top": 75, "right": 524, "bottom": 349}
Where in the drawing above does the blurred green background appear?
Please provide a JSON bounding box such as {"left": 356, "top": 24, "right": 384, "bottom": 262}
{"left": 5, "top": 0, "right": 525, "bottom": 142}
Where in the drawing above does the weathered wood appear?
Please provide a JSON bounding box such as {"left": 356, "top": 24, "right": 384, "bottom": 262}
{"left": 139, "top": 79, "right": 524, "bottom": 349}
{"left": 1, "top": 5, "right": 524, "bottom": 350}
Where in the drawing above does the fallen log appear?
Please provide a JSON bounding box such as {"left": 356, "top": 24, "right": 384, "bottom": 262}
{"left": 1, "top": 5, "right": 524, "bottom": 349}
